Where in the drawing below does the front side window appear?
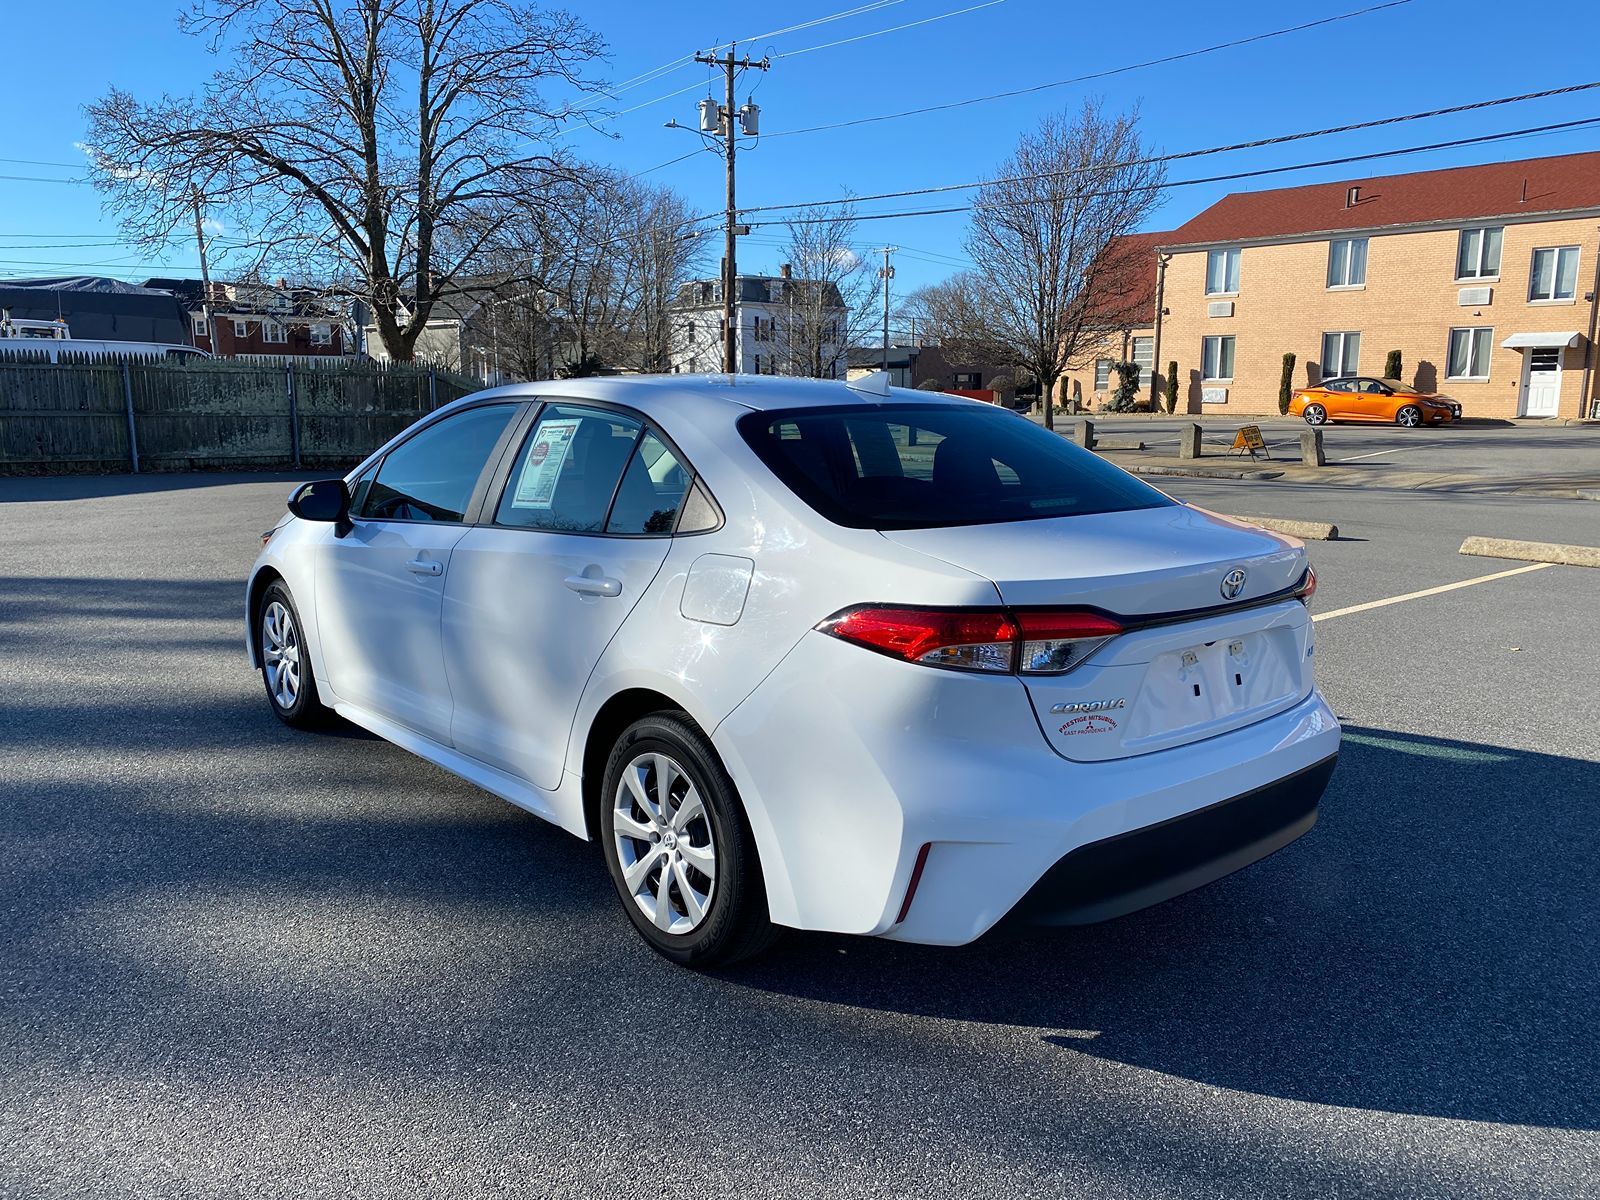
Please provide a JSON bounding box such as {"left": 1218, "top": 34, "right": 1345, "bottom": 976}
{"left": 739, "top": 404, "right": 1171, "bottom": 531}
{"left": 1457, "top": 227, "right": 1503, "bottom": 280}
{"left": 1321, "top": 331, "right": 1361, "bottom": 378}
{"left": 1327, "top": 237, "right": 1369, "bottom": 287}
{"left": 1093, "top": 358, "right": 1112, "bottom": 390}
{"left": 361, "top": 403, "right": 518, "bottom": 522}
{"left": 496, "top": 406, "right": 642, "bottom": 533}
{"left": 1446, "top": 327, "right": 1493, "bottom": 380}
{"left": 1205, "top": 247, "right": 1241, "bottom": 295}
{"left": 1201, "top": 335, "right": 1235, "bottom": 381}
{"left": 1529, "top": 246, "right": 1580, "bottom": 302}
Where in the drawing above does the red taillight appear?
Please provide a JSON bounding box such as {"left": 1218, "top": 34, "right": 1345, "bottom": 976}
{"left": 816, "top": 606, "right": 1121, "bottom": 675}
{"left": 1296, "top": 564, "right": 1318, "bottom": 606}
{"left": 818, "top": 607, "right": 1018, "bottom": 673}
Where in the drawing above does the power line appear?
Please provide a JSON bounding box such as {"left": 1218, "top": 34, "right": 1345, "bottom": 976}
{"left": 741, "top": 81, "right": 1600, "bottom": 216}
{"left": 762, "top": 0, "right": 1416, "bottom": 138}
{"left": 746, "top": 116, "right": 1600, "bottom": 228}
{"left": 773, "top": 0, "right": 1005, "bottom": 58}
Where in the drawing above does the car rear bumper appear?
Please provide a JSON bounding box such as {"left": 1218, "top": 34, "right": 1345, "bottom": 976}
{"left": 1000, "top": 753, "right": 1336, "bottom": 929}
{"left": 715, "top": 629, "right": 1341, "bottom": 945}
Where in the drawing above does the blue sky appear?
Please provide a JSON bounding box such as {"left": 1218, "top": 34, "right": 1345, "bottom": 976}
{"left": 4, "top": 0, "right": 1598, "bottom": 303}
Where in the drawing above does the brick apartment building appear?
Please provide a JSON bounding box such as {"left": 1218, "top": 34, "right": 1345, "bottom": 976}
{"left": 1063, "top": 150, "right": 1600, "bottom": 421}
{"left": 144, "top": 278, "right": 351, "bottom": 358}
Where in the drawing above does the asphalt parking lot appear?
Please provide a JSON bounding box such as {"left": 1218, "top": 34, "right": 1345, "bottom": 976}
{"left": 2, "top": 467, "right": 1598, "bottom": 1199}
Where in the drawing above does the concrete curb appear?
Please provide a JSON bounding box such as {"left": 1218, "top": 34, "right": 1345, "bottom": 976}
{"left": 1225, "top": 514, "right": 1340, "bottom": 541}
{"left": 1577, "top": 489, "right": 1600, "bottom": 502}
{"left": 1459, "top": 536, "right": 1600, "bottom": 567}
{"left": 1126, "top": 464, "right": 1283, "bottom": 481}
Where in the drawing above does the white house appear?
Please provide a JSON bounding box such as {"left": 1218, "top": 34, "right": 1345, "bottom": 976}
{"left": 668, "top": 268, "right": 847, "bottom": 377}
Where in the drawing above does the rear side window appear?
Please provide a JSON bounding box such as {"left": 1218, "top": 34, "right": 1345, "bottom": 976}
{"left": 739, "top": 404, "right": 1171, "bottom": 530}
{"left": 496, "top": 406, "right": 642, "bottom": 533}
{"left": 361, "top": 403, "right": 518, "bottom": 522}
{"left": 606, "top": 430, "right": 691, "bottom": 535}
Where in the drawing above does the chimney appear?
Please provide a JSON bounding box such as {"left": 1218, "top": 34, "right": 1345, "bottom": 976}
{"left": 1345, "top": 185, "right": 1361, "bottom": 208}
{"left": 780, "top": 263, "right": 792, "bottom": 279}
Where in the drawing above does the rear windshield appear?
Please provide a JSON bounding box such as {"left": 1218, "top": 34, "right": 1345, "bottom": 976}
{"left": 738, "top": 403, "right": 1172, "bottom": 530}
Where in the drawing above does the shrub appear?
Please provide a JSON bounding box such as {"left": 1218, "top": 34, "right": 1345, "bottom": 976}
{"left": 1165, "top": 360, "right": 1179, "bottom": 412}
{"left": 1110, "top": 361, "right": 1140, "bottom": 412}
{"left": 1278, "top": 352, "right": 1297, "bottom": 415}
{"left": 1384, "top": 349, "right": 1403, "bottom": 381}
{"left": 915, "top": 378, "right": 944, "bottom": 391}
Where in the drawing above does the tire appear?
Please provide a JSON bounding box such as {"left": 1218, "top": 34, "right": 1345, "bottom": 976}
{"left": 1396, "top": 405, "right": 1422, "bottom": 428}
{"left": 257, "top": 580, "right": 332, "bottom": 729}
{"left": 1302, "top": 403, "right": 1327, "bottom": 426}
{"left": 600, "top": 712, "right": 778, "bottom": 967}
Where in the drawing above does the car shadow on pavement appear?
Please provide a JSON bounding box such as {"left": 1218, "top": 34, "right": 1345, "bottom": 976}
{"left": 726, "top": 726, "right": 1599, "bottom": 1131}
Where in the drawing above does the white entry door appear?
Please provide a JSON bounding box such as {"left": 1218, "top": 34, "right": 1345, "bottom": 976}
{"left": 1520, "top": 348, "right": 1561, "bottom": 417}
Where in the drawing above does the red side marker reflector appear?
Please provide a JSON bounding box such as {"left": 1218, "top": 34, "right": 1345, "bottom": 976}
{"left": 896, "top": 842, "right": 933, "bottom": 925}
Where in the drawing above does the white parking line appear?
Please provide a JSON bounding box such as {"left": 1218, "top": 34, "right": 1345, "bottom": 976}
{"left": 1312, "top": 562, "right": 1554, "bottom": 622}
{"left": 1340, "top": 446, "right": 1407, "bottom": 462}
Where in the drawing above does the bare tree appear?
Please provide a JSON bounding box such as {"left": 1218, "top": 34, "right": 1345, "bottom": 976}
{"left": 620, "top": 182, "right": 705, "bottom": 374}
{"left": 472, "top": 170, "right": 704, "bottom": 377}
{"left": 773, "top": 201, "right": 877, "bottom": 379}
{"left": 82, "top": 0, "right": 604, "bottom": 361}
{"left": 959, "top": 100, "right": 1164, "bottom": 428}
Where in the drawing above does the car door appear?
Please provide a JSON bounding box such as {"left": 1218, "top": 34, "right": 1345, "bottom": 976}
{"left": 442, "top": 403, "right": 699, "bottom": 791}
{"left": 314, "top": 401, "right": 523, "bottom": 740}
{"left": 1348, "top": 378, "right": 1390, "bottom": 422}
{"left": 1315, "top": 379, "right": 1349, "bottom": 419}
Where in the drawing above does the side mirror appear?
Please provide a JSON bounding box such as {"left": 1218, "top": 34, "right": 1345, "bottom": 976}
{"left": 287, "top": 478, "right": 352, "bottom": 536}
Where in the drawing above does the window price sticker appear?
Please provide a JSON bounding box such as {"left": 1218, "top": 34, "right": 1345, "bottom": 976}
{"left": 511, "top": 417, "right": 582, "bottom": 509}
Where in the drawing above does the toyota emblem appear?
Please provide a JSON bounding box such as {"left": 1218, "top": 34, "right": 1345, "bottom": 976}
{"left": 1220, "top": 568, "right": 1248, "bottom": 599}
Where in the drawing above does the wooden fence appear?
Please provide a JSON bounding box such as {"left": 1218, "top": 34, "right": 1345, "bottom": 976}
{"left": 0, "top": 351, "right": 481, "bottom": 474}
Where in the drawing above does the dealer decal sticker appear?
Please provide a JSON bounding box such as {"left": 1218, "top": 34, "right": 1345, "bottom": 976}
{"left": 1059, "top": 714, "right": 1118, "bottom": 736}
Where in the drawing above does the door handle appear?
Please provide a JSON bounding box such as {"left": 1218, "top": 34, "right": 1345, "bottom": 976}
{"left": 405, "top": 558, "right": 444, "bottom": 576}
{"left": 564, "top": 573, "right": 622, "bottom": 597}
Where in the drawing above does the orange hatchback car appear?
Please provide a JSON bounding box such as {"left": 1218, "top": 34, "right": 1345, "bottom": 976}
{"left": 1288, "top": 377, "right": 1462, "bottom": 427}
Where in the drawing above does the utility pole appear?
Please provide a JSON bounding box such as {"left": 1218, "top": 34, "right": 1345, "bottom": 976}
{"left": 692, "top": 46, "right": 768, "bottom": 374}
{"left": 191, "top": 188, "right": 217, "bottom": 352}
{"left": 878, "top": 246, "right": 897, "bottom": 373}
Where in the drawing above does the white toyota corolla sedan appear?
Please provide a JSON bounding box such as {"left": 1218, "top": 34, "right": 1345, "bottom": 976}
{"left": 247, "top": 373, "right": 1339, "bottom": 965}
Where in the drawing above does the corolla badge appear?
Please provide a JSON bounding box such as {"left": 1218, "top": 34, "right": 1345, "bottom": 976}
{"left": 1050, "top": 698, "right": 1126, "bottom": 715}
{"left": 1220, "top": 567, "right": 1248, "bottom": 599}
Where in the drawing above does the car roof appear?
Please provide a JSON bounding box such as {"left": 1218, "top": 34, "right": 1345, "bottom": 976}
{"left": 459, "top": 372, "right": 990, "bottom": 416}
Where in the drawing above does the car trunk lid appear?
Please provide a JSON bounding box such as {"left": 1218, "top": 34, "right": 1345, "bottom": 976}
{"left": 880, "top": 504, "right": 1316, "bottom": 761}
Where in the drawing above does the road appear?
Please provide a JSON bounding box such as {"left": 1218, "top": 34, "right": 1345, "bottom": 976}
{"left": 2, "top": 469, "right": 1597, "bottom": 1199}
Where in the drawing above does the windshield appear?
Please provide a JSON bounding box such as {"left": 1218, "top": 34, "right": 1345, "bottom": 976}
{"left": 738, "top": 403, "right": 1172, "bottom": 530}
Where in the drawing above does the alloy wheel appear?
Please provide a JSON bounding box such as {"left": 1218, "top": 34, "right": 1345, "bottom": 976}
{"left": 1303, "top": 404, "right": 1326, "bottom": 426}
{"left": 261, "top": 600, "right": 302, "bottom": 710}
{"left": 612, "top": 752, "right": 717, "bottom": 935}
{"left": 1397, "top": 406, "right": 1421, "bottom": 427}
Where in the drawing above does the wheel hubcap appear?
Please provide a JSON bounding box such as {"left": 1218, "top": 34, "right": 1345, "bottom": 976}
{"left": 612, "top": 752, "right": 716, "bottom": 935}
{"left": 261, "top": 600, "right": 301, "bottom": 710}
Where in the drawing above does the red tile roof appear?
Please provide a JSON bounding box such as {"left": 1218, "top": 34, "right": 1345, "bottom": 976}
{"left": 1084, "top": 230, "right": 1169, "bottom": 328}
{"left": 1164, "top": 150, "right": 1600, "bottom": 246}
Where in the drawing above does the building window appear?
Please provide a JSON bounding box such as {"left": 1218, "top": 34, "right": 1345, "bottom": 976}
{"left": 310, "top": 323, "right": 333, "bottom": 347}
{"left": 1321, "top": 331, "right": 1361, "bottom": 378}
{"left": 1201, "top": 335, "right": 1235, "bottom": 381}
{"left": 954, "top": 372, "right": 981, "bottom": 388}
{"left": 1205, "top": 247, "right": 1241, "bottom": 295}
{"left": 192, "top": 315, "right": 207, "bottom": 338}
{"left": 1446, "top": 327, "right": 1493, "bottom": 380}
{"left": 1131, "top": 335, "right": 1154, "bottom": 387}
{"left": 233, "top": 319, "right": 249, "bottom": 338}
{"left": 1529, "top": 246, "right": 1580, "bottom": 302}
{"left": 753, "top": 354, "right": 761, "bottom": 374}
{"left": 1456, "top": 227, "right": 1503, "bottom": 280}
{"left": 1327, "top": 237, "right": 1368, "bottom": 287}
{"left": 264, "top": 321, "right": 286, "bottom": 344}
{"left": 1093, "top": 358, "right": 1112, "bottom": 389}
